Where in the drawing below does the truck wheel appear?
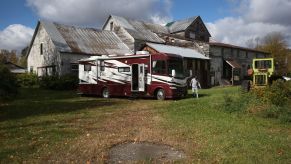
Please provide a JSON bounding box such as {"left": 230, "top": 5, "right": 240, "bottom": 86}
{"left": 241, "top": 80, "right": 250, "bottom": 92}
{"left": 156, "top": 89, "right": 165, "bottom": 100}
{"left": 102, "top": 87, "right": 109, "bottom": 98}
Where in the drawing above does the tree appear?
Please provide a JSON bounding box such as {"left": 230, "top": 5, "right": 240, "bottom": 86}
{"left": 0, "top": 49, "right": 19, "bottom": 64}
{"left": 257, "top": 32, "right": 288, "bottom": 75}
{"left": 0, "top": 64, "right": 18, "bottom": 100}
{"left": 19, "top": 46, "right": 29, "bottom": 67}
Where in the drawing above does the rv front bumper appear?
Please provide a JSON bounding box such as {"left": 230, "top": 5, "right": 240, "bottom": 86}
{"left": 168, "top": 86, "right": 187, "bottom": 99}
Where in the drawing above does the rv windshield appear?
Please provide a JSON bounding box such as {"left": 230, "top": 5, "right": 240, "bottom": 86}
{"left": 168, "top": 59, "right": 184, "bottom": 78}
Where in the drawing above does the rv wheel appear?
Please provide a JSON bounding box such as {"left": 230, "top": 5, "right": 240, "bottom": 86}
{"left": 102, "top": 87, "right": 109, "bottom": 98}
{"left": 156, "top": 89, "right": 165, "bottom": 100}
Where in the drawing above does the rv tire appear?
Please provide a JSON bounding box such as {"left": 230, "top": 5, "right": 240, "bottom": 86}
{"left": 156, "top": 89, "right": 165, "bottom": 100}
{"left": 102, "top": 87, "right": 109, "bottom": 98}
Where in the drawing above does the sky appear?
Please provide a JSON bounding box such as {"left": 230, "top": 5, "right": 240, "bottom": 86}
{"left": 1, "top": 0, "right": 291, "bottom": 52}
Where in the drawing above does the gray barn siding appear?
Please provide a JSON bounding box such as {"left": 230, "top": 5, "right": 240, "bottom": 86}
{"left": 27, "top": 24, "right": 61, "bottom": 76}
{"left": 60, "top": 53, "right": 91, "bottom": 75}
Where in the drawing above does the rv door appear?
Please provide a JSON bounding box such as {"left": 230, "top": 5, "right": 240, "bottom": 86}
{"left": 138, "top": 64, "right": 145, "bottom": 92}
{"left": 131, "top": 64, "right": 145, "bottom": 92}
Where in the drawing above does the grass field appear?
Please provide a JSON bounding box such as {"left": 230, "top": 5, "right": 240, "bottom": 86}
{"left": 0, "top": 87, "right": 290, "bottom": 163}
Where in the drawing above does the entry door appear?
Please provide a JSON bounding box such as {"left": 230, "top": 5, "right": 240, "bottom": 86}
{"left": 138, "top": 64, "right": 145, "bottom": 92}
{"left": 131, "top": 64, "right": 145, "bottom": 92}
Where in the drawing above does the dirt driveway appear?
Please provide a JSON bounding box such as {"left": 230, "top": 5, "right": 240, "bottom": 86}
{"left": 43, "top": 100, "right": 189, "bottom": 163}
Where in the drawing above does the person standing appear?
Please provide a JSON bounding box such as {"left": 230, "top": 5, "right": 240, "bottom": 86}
{"left": 190, "top": 76, "right": 201, "bottom": 98}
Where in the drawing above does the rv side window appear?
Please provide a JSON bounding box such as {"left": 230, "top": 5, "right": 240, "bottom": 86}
{"left": 152, "top": 60, "right": 166, "bottom": 74}
{"left": 100, "top": 61, "right": 105, "bottom": 71}
{"left": 84, "top": 64, "right": 91, "bottom": 71}
{"left": 118, "top": 67, "right": 130, "bottom": 72}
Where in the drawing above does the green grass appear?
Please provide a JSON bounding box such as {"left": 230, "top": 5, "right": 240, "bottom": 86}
{"left": 160, "top": 87, "right": 291, "bottom": 163}
{"left": 0, "top": 87, "right": 290, "bottom": 163}
{"left": 0, "top": 88, "right": 129, "bottom": 162}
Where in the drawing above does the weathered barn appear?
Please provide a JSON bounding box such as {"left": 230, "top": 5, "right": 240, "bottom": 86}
{"left": 27, "top": 21, "right": 131, "bottom": 76}
{"left": 27, "top": 15, "right": 268, "bottom": 86}
{"left": 102, "top": 15, "right": 268, "bottom": 86}
{"left": 208, "top": 42, "right": 268, "bottom": 85}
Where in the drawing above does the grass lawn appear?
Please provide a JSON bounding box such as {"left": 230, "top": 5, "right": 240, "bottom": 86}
{"left": 0, "top": 87, "right": 290, "bottom": 163}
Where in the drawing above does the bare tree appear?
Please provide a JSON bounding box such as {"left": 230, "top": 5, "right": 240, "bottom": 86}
{"left": 257, "top": 32, "right": 288, "bottom": 75}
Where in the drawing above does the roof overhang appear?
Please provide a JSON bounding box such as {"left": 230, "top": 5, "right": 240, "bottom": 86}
{"left": 225, "top": 59, "right": 242, "bottom": 69}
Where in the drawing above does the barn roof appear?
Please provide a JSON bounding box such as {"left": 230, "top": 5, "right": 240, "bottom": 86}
{"left": 4, "top": 62, "right": 26, "bottom": 74}
{"left": 104, "top": 15, "right": 166, "bottom": 43}
{"left": 209, "top": 42, "right": 269, "bottom": 54}
{"left": 29, "top": 21, "right": 132, "bottom": 56}
{"left": 146, "top": 43, "right": 210, "bottom": 60}
{"left": 166, "top": 16, "right": 198, "bottom": 33}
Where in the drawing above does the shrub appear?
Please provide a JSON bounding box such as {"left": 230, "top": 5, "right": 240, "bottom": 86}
{"left": 17, "top": 73, "right": 39, "bottom": 88}
{"left": 222, "top": 92, "right": 250, "bottom": 113}
{"left": 39, "top": 75, "right": 78, "bottom": 90}
{"left": 0, "top": 64, "right": 18, "bottom": 100}
{"left": 265, "top": 79, "right": 290, "bottom": 106}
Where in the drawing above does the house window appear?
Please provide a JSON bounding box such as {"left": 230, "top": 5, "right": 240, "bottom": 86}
{"left": 71, "top": 63, "right": 78, "bottom": 72}
{"left": 118, "top": 67, "right": 130, "bottom": 72}
{"left": 100, "top": 61, "right": 105, "bottom": 71}
{"left": 152, "top": 60, "right": 166, "bottom": 74}
{"left": 40, "top": 43, "right": 43, "bottom": 55}
{"left": 30, "top": 66, "right": 33, "bottom": 73}
{"left": 190, "top": 32, "right": 196, "bottom": 39}
{"left": 84, "top": 64, "right": 91, "bottom": 71}
{"left": 110, "top": 22, "right": 114, "bottom": 31}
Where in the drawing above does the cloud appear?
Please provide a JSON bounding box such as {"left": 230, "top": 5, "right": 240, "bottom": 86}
{"left": 0, "top": 24, "right": 34, "bottom": 51}
{"left": 207, "top": 0, "right": 291, "bottom": 47}
{"left": 26, "top": 0, "right": 172, "bottom": 26}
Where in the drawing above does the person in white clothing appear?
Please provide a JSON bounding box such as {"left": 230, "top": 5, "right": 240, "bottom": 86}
{"left": 190, "top": 76, "right": 201, "bottom": 98}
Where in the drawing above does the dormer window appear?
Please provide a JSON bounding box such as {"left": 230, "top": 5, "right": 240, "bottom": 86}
{"left": 40, "top": 43, "right": 43, "bottom": 55}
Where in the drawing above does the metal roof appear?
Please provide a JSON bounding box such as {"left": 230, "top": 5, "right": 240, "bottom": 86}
{"left": 41, "top": 21, "right": 132, "bottom": 55}
{"left": 225, "top": 59, "right": 242, "bottom": 69}
{"left": 209, "top": 42, "right": 269, "bottom": 54}
{"left": 111, "top": 15, "right": 166, "bottom": 43}
{"left": 146, "top": 43, "right": 210, "bottom": 60}
{"left": 166, "top": 16, "right": 198, "bottom": 33}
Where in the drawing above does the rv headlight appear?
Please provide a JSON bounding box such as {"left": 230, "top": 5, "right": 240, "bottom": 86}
{"left": 170, "top": 86, "right": 177, "bottom": 89}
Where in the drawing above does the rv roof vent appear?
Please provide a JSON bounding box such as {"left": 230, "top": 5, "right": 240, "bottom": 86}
{"left": 136, "top": 51, "right": 149, "bottom": 55}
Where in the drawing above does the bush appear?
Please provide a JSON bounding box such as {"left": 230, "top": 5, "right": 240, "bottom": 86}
{"left": 222, "top": 92, "right": 250, "bottom": 113}
{"left": 39, "top": 75, "right": 78, "bottom": 90}
{"left": 265, "top": 79, "right": 290, "bottom": 106}
{"left": 17, "top": 73, "right": 39, "bottom": 88}
{"left": 0, "top": 64, "right": 18, "bottom": 100}
{"left": 251, "top": 80, "right": 291, "bottom": 122}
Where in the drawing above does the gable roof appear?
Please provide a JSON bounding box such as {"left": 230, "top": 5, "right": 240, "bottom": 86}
{"left": 27, "top": 20, "right": 132, "bottom": 56}
{"left": 103, "top": 15, "right": 166, "bottom": 43}
{"left": 166, "top": 16, "right": 198, "bottom": 33}
{"left": 146, "top": 43, "right": 210, "bottom": 60}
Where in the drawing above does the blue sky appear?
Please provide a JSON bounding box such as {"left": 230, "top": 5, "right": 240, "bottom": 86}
{"left": 0, "top": 0, "right": 233, "bottom": 29}
{"left": 1, "top": 0, "right": 291, "bottom": 51}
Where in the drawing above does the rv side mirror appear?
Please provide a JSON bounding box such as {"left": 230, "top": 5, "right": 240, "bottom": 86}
{"left": 171, "top": 69, "right": 176, "bottom": 77}
{"left": 189, "top": 70, "right": 192, "bottom": 77}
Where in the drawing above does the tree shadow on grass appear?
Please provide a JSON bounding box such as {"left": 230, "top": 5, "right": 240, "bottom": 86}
{"left": 0, "top": 89, "right": 120, "bottom": 121}
{"left": 184, "top": 93, "right": 209, "bottom": 99}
